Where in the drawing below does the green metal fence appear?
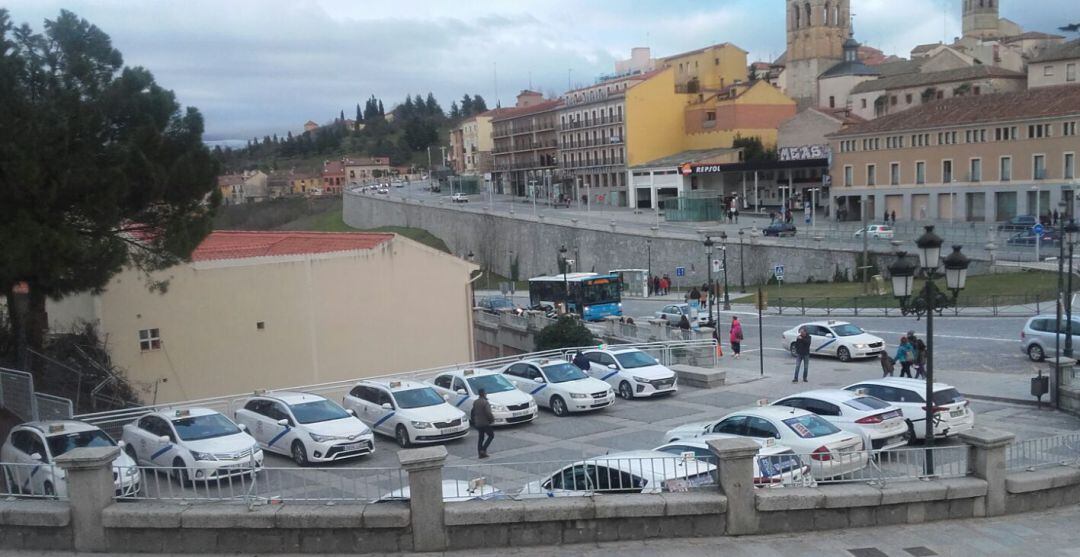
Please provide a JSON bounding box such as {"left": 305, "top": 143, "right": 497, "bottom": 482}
{"left": 771, "top": 292, "right": 1056, "bottom": 317}
{"left": 660, "top": 195, "right": 724, "bottom": 222}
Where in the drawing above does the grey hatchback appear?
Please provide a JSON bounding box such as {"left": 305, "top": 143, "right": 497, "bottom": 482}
{"left": 1021, "top": 315, "right": 1080, "bottom": 361}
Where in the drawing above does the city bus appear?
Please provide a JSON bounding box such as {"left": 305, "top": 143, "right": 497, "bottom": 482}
{"left": 528, "top": 272, "right": 623, "bottom": 321}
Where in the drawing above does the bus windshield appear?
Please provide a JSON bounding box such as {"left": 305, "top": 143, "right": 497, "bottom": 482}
{"left": 582, "top": 279, "right": 620, "bottom": 305}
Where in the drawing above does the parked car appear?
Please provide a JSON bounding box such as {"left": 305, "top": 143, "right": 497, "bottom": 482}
{"left": 998, "top": 215, "right": 1038, "bottom": 232}
{"left": 451, "top": 193, "right": 469, "bottom": 203}
{"left": 844, "top": 378, "right": 975, "bottom": 441}
{"left": 2, "top": 421, "right": 140, "bottom": 498}
{"left": 654, "top": 302, "right": 707, "bottom": 326}
{"left": 1006, "top": 227, "right": 1059, "bottom": 247}
{"left": 427, "top": 368, "right": 538, "bottom": 426}
{"left": 342, "top": 379, "right": 469, "bottom": 448}
{"left": 580, "top": 347, "right": 678, "bottom": 399}
{"left": 780, "top": 320, "right": 885, "bottom": 362}
{"left": 377, "top": 479, "right": 504, "bottom": 503}
{"left": 771, "top": 389, "right": 909, "bottom": 451}
{"left": 517, "top": 450, "right": 716, "bottom": 498}
{"left": 1021, "top": 314, "right": 1080, "bottom": 361}
{"left": 663, "top": 406, "right": 867, "bottom": 480}
{"left": 853, "top": 224, "right": 895, "bottom": 239}
{"left": 121, "top": 408, "right": 263, "bottom": 484}
{"left": 653, "top": 434, "right": 811, "bottom": 487}
{"left": 500, "top": 358, "right": 615, "bottom": 417}
{"left": 763, "top": 223, "right": 797, "bottom": 237}
{"left": 233, "top": 391, "right": 374, "bottom": 466}
{"left": 476, "top": 296, "right": 520, "bottom": 315}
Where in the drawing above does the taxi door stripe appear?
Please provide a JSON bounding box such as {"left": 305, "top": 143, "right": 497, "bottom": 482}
{"left": 151, "top": 445, "right": 173, "bottom": 460}
{"left": 22, "top": 465, "right": 40, "bottom": 491}
{"left": 267, "top": 426, "right": 292, "bottom": 447}
{"left": 601, "top": 370, "right": 620, "bottom": 380}
{"left": 529, "top": 384, "right": 547, "bottom": 395}
{"left": 455, "top": 396, "right": 470, "bottom": 408}
{"left": 373, "top": 412, "right": 396, "bottom": 428}
{"left": 815, "top": 339, "right": 837, "bottom": 352}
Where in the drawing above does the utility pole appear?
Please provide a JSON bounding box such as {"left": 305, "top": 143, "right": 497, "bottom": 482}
{"left": 862, "top": 195, "right": 870, "bottom": 294}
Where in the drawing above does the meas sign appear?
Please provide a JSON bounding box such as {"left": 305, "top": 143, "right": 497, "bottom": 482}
{"left": 779, "top": 144, "right": 831, "bottom": 162}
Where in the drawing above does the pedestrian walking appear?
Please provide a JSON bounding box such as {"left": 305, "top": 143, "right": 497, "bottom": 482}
{"left": 678, "top": 314, "right": 691, "bottom": 339}
{"left": 734, "top": 206, "right": 739, "bottom": 224}
{"left": 880, "top": 352, "right": 895, "bottom": 377}
{"left": 1054, "top": 209, "right": 1060, "bottom": 225}
{"left": 792, "top": 327, "right": 811, "bottom": 382}
{"left": 652, "top": 275, "right": 660, "bottom": 297}
{"left": 689, "top": 287, "right": 701, "bottom": 310}
{"left": 471, "top": 389, "right": 495, "bottom": 459}
{"left": 894, "top": 336, "right": 914, "bottom": 378}
{"left": 891, "top": 210, "right": 897, "bottom": 224}
{"left": 712, "top": 325, "right": 724, "bottom": 358}
{"left": 729, "top": 316, "right": 743, "bottom": 359}
{"left": 910, "top": 330, "right": 927, "bottom": 379}
{"left": 572, "top": 350, "right": 591, "bottom": 371}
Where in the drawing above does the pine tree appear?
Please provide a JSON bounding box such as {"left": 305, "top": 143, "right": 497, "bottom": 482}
{"left": 378, "top": 100, "right": 384, "bottom": 117}
{"left": 355, "top": 103, "right": 363, "bottom": 124}
{"left": 461, "top": 94, "right": 474, "bottom": 117}
{"left": 472, "top": 95, "right": 488, "bottom": 113}
{"left": 425, "top": 92, "right": 441, "bottom": 118}
{"left": 449, "top": 100, "right": 460, "bottom": 119}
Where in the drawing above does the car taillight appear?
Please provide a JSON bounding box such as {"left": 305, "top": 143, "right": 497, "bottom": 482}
{"left": 963, "top": 400, "right": 970, "bottom": 407}
{"left": 922, "top": 405, "right": 948, "bottom": 414}
{"left": 810, "top": 446, "right": 832, "bottom": 461}
{"left": 855, "top": 414, "right": 884, "bottom": 424}
{"left": 1021, "top": 331, "right": 1026, "bottom": 340}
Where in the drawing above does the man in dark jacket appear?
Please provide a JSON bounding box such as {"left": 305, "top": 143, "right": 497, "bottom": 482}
{"left": 572, "top": 350, "right": 591, "bottom": 371}
{"left": 471, "top": 389, "right": 495, "bottom": 458}
{"left": 793, "top": 327, "right": 811, "bottom": 383}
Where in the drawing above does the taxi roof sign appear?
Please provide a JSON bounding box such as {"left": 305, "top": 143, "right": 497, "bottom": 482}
{"left": 463, "top": 369, "right": 475, "bottom": 376}
{"left": 680, "top": 451, "right": 696, "bottom": 462}
{"left": 175, "top": 409, "right": 191, "bottom": 417}
{"left": 389, "top": 381, "right": 402, "bottom": 388}
{"left": 467, "top": 477, "right": 487, "bottom": 493}
{"left": 756, "top": 398, "right": 769, "bottom": 407}
{"left": 855, "top": 388, "right": 869, "bottom": 396}
{"left": 764, "top": 438, "right": 776, "bottom": 447}
{"left": 48, "top": 424, "right": 65, "bottom": 433}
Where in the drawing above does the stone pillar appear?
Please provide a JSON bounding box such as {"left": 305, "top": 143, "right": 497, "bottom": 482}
{"left": 398, "top": 446, "right": 448, "bottom": 552}
{"left": 1048, "top": 357, "right": 1075, "bottom": 409}
{"left": 958, "top": 428, "right": 1015, "bottom": 517}
{"left": 55, "top": 446, "right": 120, "bottom": 552}
{"left": 707, "top": 437, "right": 760, "bottom": 535}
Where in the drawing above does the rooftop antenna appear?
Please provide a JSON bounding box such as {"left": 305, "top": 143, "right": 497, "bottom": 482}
{"left": 493, "top": 62, "right": 500, "bottom": 108}
{"left": 943, "top": 0, "right": 948, "bottom": 44}
{"left": 528, "top": 71, "right": 532, "bottom": 91}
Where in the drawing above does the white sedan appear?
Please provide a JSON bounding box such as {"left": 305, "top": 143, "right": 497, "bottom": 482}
{"left": 771, "top": 389, "right": 909, "bottom": 451}
{"left": 122, "top": 408, "right": 263, "bottom": 484}
{"left": 845, "top": 378, "right": 976, "bottom": 441}
{"left": 427, "top": 368, "right": 538, "bottom": 426}
{"left": 234, "top": 391, "right": 374, "bottom": 466}
{"left": 342, "top": 379, "right": 469, "bottom": 448}
{"left": 518, "top": 450, "right": 715, "bottom": 498}
{"left": 500, "top": 358, "right": 615, "bottom": 417}
{"left": 653, "top": 434, "right": 811, "bottom": 488}
{"left": 580, "top": 347, "right": 677, "bottom": 399}
{"left": 782, "top": 320, "right": 885, "bottom": 362}
{"left": 663, "top": 406, "right": 867, "bottom": 480}
{"left": 2, "top": 421, "right": 140, "bottom": 498}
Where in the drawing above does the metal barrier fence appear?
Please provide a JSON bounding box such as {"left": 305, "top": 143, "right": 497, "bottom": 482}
{"left": 772, "top": 293, "right": 1054, "bottom": 318}
{"left": 0, "top": 461, "right": 66, "bottom": 499}
{"left": 772, "top": 445, "right": 970, "bottom": 488}
{"left": 34, "top": 393, "right": 74, "bottom": 421}
{"left": 75, "top": 339, "right": 717, "bottom": 441}
{"left": 1006, "top": 433, "right": 1080, "bottom": 472}
{"left": 0, "top": 367, "right": 37, "bottom": 422}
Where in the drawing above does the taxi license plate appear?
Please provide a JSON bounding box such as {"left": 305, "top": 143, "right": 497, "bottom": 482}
{"left": 511, "top": 411, "right": 531, "bottom": 417}
{"left": 440, "top": 428, "right": 460, "bottom": 435}
{"left": 950, "top": 408, "right": 964, "bottom": 417}
{"left": 341, "top": 442, "right": 365, "bottom": 451}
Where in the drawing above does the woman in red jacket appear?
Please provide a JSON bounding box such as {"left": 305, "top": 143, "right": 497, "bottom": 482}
{"left": 729, "top": 316, "right": 744, "bottom": 359}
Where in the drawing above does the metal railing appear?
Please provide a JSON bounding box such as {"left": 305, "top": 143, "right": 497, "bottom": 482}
{"left": 0, "top": 367, "right": 37, "bottom": 422}
{"left": 773, "top": 445, "right": 970, "bottom": 488}
{"left": 0, "top": 462, "right": 66, "bottom": 499}
{"left": 1006, "top": 433, "right": 1080, "bottom": 472}
{"left": 35, "top": 393, "right": 74, "bottom": 421}
{"left": 771, "top": 293, "right": 1054, "bottom": 318}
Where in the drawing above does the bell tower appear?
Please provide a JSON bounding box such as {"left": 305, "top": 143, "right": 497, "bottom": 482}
{"left": 962, "top": 0, "right": 1000, "bottom": 39}
{"left": 785, "top": 0, "right": 851, "bottom": 103}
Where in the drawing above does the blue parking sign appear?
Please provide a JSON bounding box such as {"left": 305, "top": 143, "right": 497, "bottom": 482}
{"left": 675, "top": 266, "right": 686, "bottom": 277}
{"left": 1033, "top": 223, "right": 1044, "bottom": 235}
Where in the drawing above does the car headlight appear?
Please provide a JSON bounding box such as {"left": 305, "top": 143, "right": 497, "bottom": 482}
{"left": 191, "top": 451, "right": 216, "bottom": 461}
{"left": 853, "top": 343, "right": 866, "bottom": 349}
{"left": 411, "top": 421, "right": 431, "bottom": 429}
{"left": 632, "top": 376, "right": 649, "bottom": 383}
{"left": 309, "top": 433, "right": 342, "bottom": 443}
{"left": 124, "top": 467, "right": 137, "bottom": 477}
{"left": 570, "top": 393, "right": 588, "bottom": 399}
{"left": 490, "top": 404, "right": 508, "bottom": 412}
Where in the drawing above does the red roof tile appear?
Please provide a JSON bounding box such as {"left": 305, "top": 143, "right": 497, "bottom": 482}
{"left": 192, "top": 231, "right": 394, "bottom": 262}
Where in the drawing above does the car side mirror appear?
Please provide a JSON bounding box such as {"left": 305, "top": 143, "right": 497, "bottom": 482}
{"left": 442, "top": 394, "right": 450, "bottom": 401}
{"left": 826, "top": 333, "right": 835, "bottom": 338}
{"left": 347, "top": 408, "right": 356, "bottom": 416}
{"left": 277, "top": 419, "right": 289, "bottom": 427}
{"left": 30, "top": 453, "right": 42, "bottom": 462}
{"left": 237, "top": 424, "right": 248, "bottom": 432}
{"left": 456, "top": 389, "right": 467, "bottom": 395}
{"left": 117, "top": 440, "right": 127, "bottom": 448}
{"left": 608, "top": 364, "right": 618, "bottom": 370}
{"left": 158, "top": 435, "right": 171, "bottom": 444}
{"left": 533, "top": 377, "right": 546, "bottom": 384}
{"left": 381, "top": 403, "right": 393, "bottom": 411}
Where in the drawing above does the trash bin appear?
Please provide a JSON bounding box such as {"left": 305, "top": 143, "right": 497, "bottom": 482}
{"left": 1031, "top": 375, "right": 1050, "bottom": 397}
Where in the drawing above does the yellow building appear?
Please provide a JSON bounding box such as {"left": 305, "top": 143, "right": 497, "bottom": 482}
{"left": 661, "top": 42, "right": 749, "bottom": 93}
{"left": 47, "top": 231, "right": 477, "bottom": 404}
{"left": 290, "top": 174, "right": 322, "bottom": 195}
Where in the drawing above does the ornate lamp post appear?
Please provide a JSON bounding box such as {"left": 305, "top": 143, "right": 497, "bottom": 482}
{"left": 559, "top": 244, "right": 570, "bottom": 314}
{"left": 887, "top": 226, "right": 969, "bottom": 477}
{"left": 738, "top": 229, "right": 746, "bottom": 292}
{"left": 704, "top": 235, "right": 715, "bottom": 326}
{"left": 720, "top": 231, "right": 731, "bottom": 311}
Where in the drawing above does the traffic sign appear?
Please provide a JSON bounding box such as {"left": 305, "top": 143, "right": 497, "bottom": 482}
{"left": 1033, "top": 223, "right": 1045, "bottom": 235}
{"left": 675, "top": 266, "right": 686, "bottom": 277}
{"left": 774, "top": 265, "right": 785, "bottom": 279}
{"left": 712, "top": 259, "right": 723, "bottom": 273}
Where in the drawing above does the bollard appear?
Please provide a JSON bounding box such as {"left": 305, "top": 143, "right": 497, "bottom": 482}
{"left": 55, "top": 446, "right": 120, "bottom": 552}
{"left": 398, "top": 446, "right": 448, "bottom": 552}
{"left": 707, "top": 437, "right": 760, "bottom": 535}
{"left": 958, "top": 428, "right": 1015, "bottom": 517}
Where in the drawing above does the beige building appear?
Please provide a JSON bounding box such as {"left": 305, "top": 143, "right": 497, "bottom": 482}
{"left": 1028, "top": 40, "right": 1080, "bottom": 89}
{"left": 783, "top": 0, "right": 852, "bottom": 104}
{"left": 848, "top": 65, "right": 1026, "bottom": 121}
{"left": 344, "top": 157, "right": 392, "bottom": 184}
{"left": 492, "top": 91, "right": 562, "bottom": 198}
{"left": 829, "top": 84, "right": 1080, "bottom": 222}
{"left": 47, "top": 231, "right": 477, "bottom": 404}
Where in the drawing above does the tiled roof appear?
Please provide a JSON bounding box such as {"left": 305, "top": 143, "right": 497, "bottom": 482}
{"left": 661, "top": 42, "right": 747, "bottom": 61}
{"left": 809, "top": 107, "right": 866, "bottom": 125}
{"left": 322, "top": 160, "right": 345, "bottom": 175}
{"left": 1001, "top": 31, "right": 1065, "bottom": 44}
{"left": 875, "top": 58, "right": 925, "bottom": 77}
{"left": 819, "top": 59, "right": 880, "bottom": 79}
{"left": 490, "top": 99, "right": 563, "bottom": 121}
{"left": 1031, "top": 39, "right": 1080, "bottom": 63}
{"left": 192, "top": 231, "right": 394, "bottom": 262}
{"left": 831, "top": 84, "right": 1080, "bottom": 137}
{"left": 217, "top": 174, "right": 245, "bottom": 186}
{"left": 911, "top": 42, "right": 943, "bottom": 54}
{"left": 849, "top": 65, "right": 1024, "bottom": 94}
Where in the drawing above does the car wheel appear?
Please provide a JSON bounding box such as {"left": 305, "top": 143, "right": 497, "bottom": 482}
{"left": 619, "top": 381, "right": 634, "bottom": 400}
{"left": 395, "top": 425, "right": 411, "bottom": 448}
{"left": 905, "top": 420, "right": 919, "bottom": 445}
{"left": 789, "top": 342, "right": 798, "bottom": 357}
{"left": 551, "top": 396, "right": 569, "bottom": 417}
{"left": 173, "top": 457, "right": 190, "bottom": 486}
{"left": 837, "top": 347, "right": 851, "bottom": 362}
{"left": 43, "top": 481, "right": 55, "bottom": 498}
{"left": 291, "top": 440, "right": 309, "bottom": 467}
{"left": 1028, "top": 344, "right": 1045, "bottom": 362}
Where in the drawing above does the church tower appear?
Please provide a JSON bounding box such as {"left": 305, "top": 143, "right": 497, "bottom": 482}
{"left": 785, "top": 0, "right": 851, "bottom": 104}
{"left": 962, "top": 0, "right": 1001, "bottom": 39}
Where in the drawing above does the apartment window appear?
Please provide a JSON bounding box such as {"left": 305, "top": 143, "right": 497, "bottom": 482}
{"left": 1065, "top": 153, "right": 1075, "bottom": 180}
{"left": 973, "top": 86, "right": 981, "bottom": 95}
{"left": 1064, "top": 122, "right": 1077, "bottom": 136}
{"left": 890, "top": 163, "right": 900, "bottom": 185}
{"left": 139, "top": 328, "right": 161, "bottom": 352}
{"left": 706, "top": 111, "right": 716, "bottom": 121}
{"left": 844, "top": 165, "right": 853, "bottom": 187}
{"left": 916, "top": 161, "right": 926, "bottom": 184}
{"left": 1044, "top": 65, "right": 1054, "bottom": 77}
{"left": 829, "top": 96, "right": 835, "bottom": 108}
{"left": 715, "top": 58, "right": 720, "bottom": 65}
{"left": 943, "top": 160, "right": 953, "bottom": 183}
{"left": 1034, "top": 155, "right": 1046, "bottom": 180}
{"left": 905, "top": 94, "right": 913, "bottom": 104}
{"left": 890, "top": 95, "right": 898, "bottom": 106}
{"left": 861, "top": 98, "right": 867, "bottom": 109}
{"left": 867, "top": 164, "right": 877, "bottom": 186}
{"left": 969, "top": 158, "right": 982, "bottom": 182}
{"left": 1068, "top": 63, "right": 1077, "bottom": 83}
{"left": 1000, "top": 156, "right": 1012, "bottom": 181}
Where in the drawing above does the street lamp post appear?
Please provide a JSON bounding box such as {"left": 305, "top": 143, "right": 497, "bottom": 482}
{"left": 720, "top": 231, "right": 731, "bottom": 311}
{"left": 738, "top": 229, "right": 746, "bottom": 292}
{"left": 467, "top": 251, "right": 476, "bottom": 301}
{"left": 704, "top": 236, "right": 714, "bottom": 326}
{"left": 1065, "top": 221, "right": 1078, "bottom": 357}
{"left": 646, "top": 240, "right": 652, "bottom": 297}
{"left": 559, "top": 244, "right": 570, "bottom": 314}
{"left": 887, "top": 226, "right": 970, "bottom": 477}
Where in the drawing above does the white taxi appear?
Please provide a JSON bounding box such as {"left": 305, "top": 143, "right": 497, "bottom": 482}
{"left": 121, "top": 408, "right": 263, "bottom": 484}
{"left": 518, "top": 450, "right": 715, "bottom": 498}
{"left": 234, "top": 391, "right": 375, "bottom": 466}
{"left": 342, "top": 379, "right": 469, "bottom": 448}
{"left": 500, "top": 358, "right": 615, "bottom": 417}
{"left": 844, "top": 378, "right": 976, "bottom": 441}
{"left": 653, "top": 434, "right": 811, "bottom": 488}
{"left": 427, "top": 368, "right": 538, "bottom": 426}
{"left": 663, "top": 406, "right": 868, "bottom": 480}
{"left": 580, "top": 347, "right": 677, "bottom": 399}
{"left": 782, "top": 320, "right": 885, "bottom": 362}
{"left": 1, "top": 421, "right": 140, "bottom": 498}
{"left": 772, "top": 389, "right": 909, "bottom": 451}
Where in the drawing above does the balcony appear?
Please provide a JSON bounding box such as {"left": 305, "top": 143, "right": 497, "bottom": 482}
{"left": 558, "top": 114, "right": 624, "bottom": 131}
{"left": 493, "top": 159, "right": 558, "bottom": 172}
{"left": 492, "top": 122, "right": 557, "bottom": 139}
{"left": 560, "top": 136, "right": 625, "bottom": 150}
{"left": 492, "top": 140, "right": 559, "bottom": 155}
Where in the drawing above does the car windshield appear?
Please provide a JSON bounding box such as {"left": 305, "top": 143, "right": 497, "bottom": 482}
{"left": 932, "top": 388, "right": 966, "bottom": 405}
{"left": 832, "top": 324, "right": 864, "bottom": 336}
{"left": 781, "top": 414, "right": 841, "bottom": 438}
{"left": 543, "top": 363, "right": 588, "bottom": 383}
{"left": 466, "top": 374, "right": 516, "bottom": 394}
{"left": 172, "top": 414, "right": 241, "bottom": 441}
{"left": 486, "top": 298, "right": 513, "bottom": 309}
{"left": 843, "top": 396, "right": 891, "bottom": 411}
{"left": 614, "top": 351, "right": 660, "bottom": 369}
{"left": 394, "top": 388, "right": 446, "bottom": 409}
{"left": 47, "top": 429, "right": 115, "bottom": 457}
{"left": 290, "top": 400, "right": 351, "bottom": 424}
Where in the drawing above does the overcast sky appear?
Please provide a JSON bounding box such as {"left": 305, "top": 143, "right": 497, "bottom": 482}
{"left": 5, "top": 1, "right": 1076, "bottom": 142}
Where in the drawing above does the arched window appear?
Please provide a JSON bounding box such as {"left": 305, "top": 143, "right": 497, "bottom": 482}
{"left": 805, "top": 3, "right": 812, "bottom": 26}
{"left": 794, "top": 3, "right": 801, "bottom": 28}
{"left": 824, "top": 2, "right": 830, "bottom": 25}
{"left": 835, "top": 5, "right": 840, "bottom": 26}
